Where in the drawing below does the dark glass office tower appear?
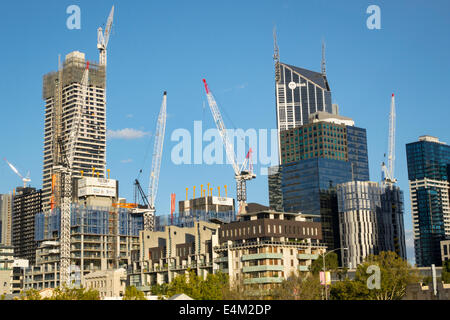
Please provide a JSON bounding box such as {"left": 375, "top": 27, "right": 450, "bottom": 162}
{"left": 269, "top": 158, "right": 353, "bottom": 252}
{"left": 278, "top": 114, "right": 370, "bottom": 182}
{"left": 406, "top": 136, "right": 450, "bottom": 267}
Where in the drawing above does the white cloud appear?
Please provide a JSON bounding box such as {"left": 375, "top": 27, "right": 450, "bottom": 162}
{"left": 107, "top": 128, "right": 149, "bottom": 140}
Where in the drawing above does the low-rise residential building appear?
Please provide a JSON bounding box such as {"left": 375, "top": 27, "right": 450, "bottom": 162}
{"left": 215, "top": 210, "right": 325, "bottom": 291}
{"left": 0, "top": 245, "right": 28, "bottom": 295}
{"left": 128, "top": 220, "right": 219, "bottom": 292}
{"left": 128, "top": 208, "right": 326, "bottom": 294}
{"left": 83, "top": 268, "right": 127, "bottom": 299}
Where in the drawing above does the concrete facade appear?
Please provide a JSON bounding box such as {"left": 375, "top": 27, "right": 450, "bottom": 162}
{"left": 83, "top": 268, "right": 127, "bottom": 299}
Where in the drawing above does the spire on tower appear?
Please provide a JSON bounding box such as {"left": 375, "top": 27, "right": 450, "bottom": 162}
{"left": 321, "top": 40, "right": 327, "bottom": 76}
{"left": 273, "top": 26, "right": 281, "bottom": 82}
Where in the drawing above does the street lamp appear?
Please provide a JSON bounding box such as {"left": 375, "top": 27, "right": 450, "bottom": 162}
{"left": 318, "top": 247, "right": 348, "bottom": 300}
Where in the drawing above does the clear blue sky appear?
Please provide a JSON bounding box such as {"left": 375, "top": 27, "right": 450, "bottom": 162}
{"left": 1, "top": 0, "right": 450, "bottom": 264}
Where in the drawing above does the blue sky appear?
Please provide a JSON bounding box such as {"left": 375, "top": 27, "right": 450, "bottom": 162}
{"left": 1, "top": 0, "right": 450, "bottom": 264}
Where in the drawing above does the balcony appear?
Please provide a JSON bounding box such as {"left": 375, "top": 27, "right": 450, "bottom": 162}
{"left": 241, "top": 253, "right": 283, "bottom": 261}
{"left": 242, "top": 265, "right": 284, "bottom": 273}
{"left": 297, "top": 253, "right": 319, "bottom": 260}
{"left": 243, "top": 277, "right": 283, "bottom": 285}
{"left": 298, "top": 265, "right": 309, "bottom": 272}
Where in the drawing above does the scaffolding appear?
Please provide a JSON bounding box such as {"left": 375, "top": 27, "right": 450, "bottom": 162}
{"left": 35, "top": 205, "right": 144, "bottom": 241}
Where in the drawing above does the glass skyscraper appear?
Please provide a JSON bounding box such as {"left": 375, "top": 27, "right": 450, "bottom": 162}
{"left": 406, "top": 136, "right": 450, "bottom": 267}
{"left": 269, "top": 158, "right": 353, "bottom": 252}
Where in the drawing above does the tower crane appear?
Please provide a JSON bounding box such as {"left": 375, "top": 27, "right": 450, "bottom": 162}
{"left": 4, "top": 158, "right": 31, "bottom": 188}
{"left": 97, "top": 5, "right": 114, "bottom": 67}
{"left": 381, "top": 93, "right": 397, "bottom": 186}
{"left": 202, "top": 79, "right": 256, "bottom": 215}
{"left": 145, "top": 92, "right": 167, "bottom": 230}
{"left": 52, "top": 62, "right": 90, "bottom": 286}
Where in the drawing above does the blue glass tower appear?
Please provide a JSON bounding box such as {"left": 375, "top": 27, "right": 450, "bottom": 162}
{"left": 406, "top": 136, "right": 450, "bottom": 267}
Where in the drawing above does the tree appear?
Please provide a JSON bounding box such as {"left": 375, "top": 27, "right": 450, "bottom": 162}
{"left": 270, "top": 272, "right": 322, "bottom": 300}
{"left": 329, "top": 251, "right": 420, "bottom": 300}
{"left": 17, "top": 289, "right": 44, "bottom": 300}
{"left": 123, "top": 286, "right": 146, "bottom": 300}
{"left": 309, "top": 252, "right": 339, "bottom": 275}
{"left": 330, "top": 278, "right": 369, "bottom": 300}
{"left": 50, "top": 285, "right": 100, "bottom": 300}
{"left": 199, "top": 272, "right": 229, "bottom": 300}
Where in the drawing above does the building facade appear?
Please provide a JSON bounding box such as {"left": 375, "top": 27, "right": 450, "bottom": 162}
{"left": 337, "top": 181, "right": 381, "bottom": 268}
{"left": 406, "top": 136, "right": 450, "bottom": 266}
{"left": 269, "top": 158, "right": 352, "bottom": 253}
{"left": 278, "top": 112, "right": 370, "bottom": 181}
{"left": 0, "top": 194, "right": 13, "bottom": 246}
{"left": 42, "top": 51, "right": 107, "bottom": 210}
{"left": 215, "top": 210, "right": 325, "bottom": 292}
{"left": 12, "top": 187, "right": 42, "bottom": 264}
{"left": 24, "top": 204, "right": 142, "bottom": 290}
{"left": 128, "top": 221, "right": 219, "bottom": 292}
{"left": 441, "top": 240, "right": 450, "bottom": 263}
{"left": 379, "top": 184, "right": 407, "bottom": 260}
{"left": 83, "top": 268, "right": 127, "bottom": 299}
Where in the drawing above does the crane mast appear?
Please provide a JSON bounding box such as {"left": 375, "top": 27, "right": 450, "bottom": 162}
{"left": 54, "top": 62, "right": 90, "bottom": 286}
{"left": 382, "top": 93, "right": 397, "bottom": 185}
{"left": 146, "top": 92, "right": 167, "bottom": 230}
{"left": 202, "top": 79, "right": 255, "bottom": 215}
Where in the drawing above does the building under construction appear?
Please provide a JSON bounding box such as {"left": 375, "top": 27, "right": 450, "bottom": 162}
{"left": 25, "top": 204, "right": 142, "bottom": 290}
{"left": 42, "top": 51, "right": 107, "bottom": 211}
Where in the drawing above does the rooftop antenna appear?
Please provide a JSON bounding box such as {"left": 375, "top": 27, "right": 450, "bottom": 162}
{"left": 321, "top": 40, "right": 327, "bottom": 76}
{"left": 273, "top": 26, "right": 281, "bottom": 82}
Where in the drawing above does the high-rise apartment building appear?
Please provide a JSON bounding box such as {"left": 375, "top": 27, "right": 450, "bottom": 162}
{"left": 12, "top": 187, "right": 42, "bottom": 264}
{"left": 406, "top": 135, "right": 450, "bottom": 267}
{"left": 337, "top": 181, "right": 381, "bottom": 268}
{"left": 42, "top": 51, "right": 107, "bottom": 211}
{"left": 0, "top": 194, "right": 13, "bottom": 246}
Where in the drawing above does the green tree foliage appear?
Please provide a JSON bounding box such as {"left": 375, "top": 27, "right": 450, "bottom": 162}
{"left": 17, "top": 289, "right": 44, "bottom": 300}
{"left": 329, "top": 278, "right": 369, "bottom": 300}
{"left": 50, "top": 284, "right": 100, "bottom": 300}
{"left": 309, "top": 252, "right": 339, "bottom": 275}
{"left": 123, "top": 286, "right": 146, "bottom": 300}
{"left": 151, "top": 283, "right": 169, "bottom": 297}
{"left": 162, "top": 270, "right": 230, "bottom": 300}
{"left": 330, "top": 251, "right": 420, "bottom": 300}
{"left": 17, "top": 285, "right": 100, "bottom": 300}
{"left": 442, "top": 260, "right": 450, "bottom": 284}
{"left": 270, "top": 273, "right": 322, "bottom": 300}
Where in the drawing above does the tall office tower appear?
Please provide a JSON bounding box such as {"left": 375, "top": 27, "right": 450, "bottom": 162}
{"left": 337, "top": 181, "right": 381, "bottom": 268}
{"left": 42, "top": 51, "right": 106, "bottom": 211}
{"left": 274, "top": 40, "right": 334, "bottom": 163}
{"left": 0, "top": 194, "right": 13, "bottom": 245}
{"left": 379, "top": 185, "right": 407, "bottom": 260}
{"left": 406, "top": 136, "right": 450, "bottom": 267}
{"left": 12, "top": 187, "right": 42, "bottom": 264}
{"left": 269, "top": 112, "right": 370, "bottom": 256}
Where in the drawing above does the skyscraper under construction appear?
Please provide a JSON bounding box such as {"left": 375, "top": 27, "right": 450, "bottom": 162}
{"left": 42, "top": 51, "right": 107, "bottom": 211}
